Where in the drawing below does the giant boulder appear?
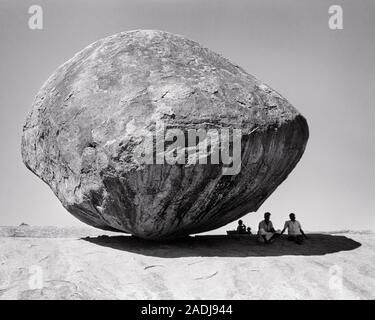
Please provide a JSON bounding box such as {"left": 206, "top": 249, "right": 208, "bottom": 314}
{"left": 21, "top": 30, "right": 309, "bottom": 239}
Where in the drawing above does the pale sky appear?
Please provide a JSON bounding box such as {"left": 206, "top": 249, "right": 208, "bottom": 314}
{"left": 0, "top": 0, "right": 374, "bottom": 232}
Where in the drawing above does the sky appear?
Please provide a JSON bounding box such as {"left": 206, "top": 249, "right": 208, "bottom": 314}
{"left": 0, "top": 0, "right": 374, "bottom": 232}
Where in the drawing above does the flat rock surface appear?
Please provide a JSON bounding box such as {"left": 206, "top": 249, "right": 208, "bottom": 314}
{"left": 0, "top": 227, "right": 373, "bottom": 299}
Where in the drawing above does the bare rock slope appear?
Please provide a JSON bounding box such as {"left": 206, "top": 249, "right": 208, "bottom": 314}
{"left": 21, "top": 30, "right": 309, "bottom": 239}
{"left": 0, "top": 228, "right": 373, "bottom": 300}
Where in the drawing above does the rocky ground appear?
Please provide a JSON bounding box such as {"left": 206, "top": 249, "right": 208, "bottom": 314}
{"left": 0, "top": 226, "right": 374, "bottom": 299}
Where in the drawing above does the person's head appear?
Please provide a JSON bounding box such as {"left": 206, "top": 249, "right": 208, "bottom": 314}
{"left": 238, "top": 220, "right": 243, "bottom": 225}
{"left": 289, "top": 213, "right": 296, "bottom": 221}
{"left": 264, "top": 212, "right": 271, "bottom": 221}
{"left": 247, "top": 227, "right": 251, "bottom": 232}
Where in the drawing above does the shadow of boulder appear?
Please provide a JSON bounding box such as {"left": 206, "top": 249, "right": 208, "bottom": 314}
{"left": 82, "top": 233, "right": 361, "bottom": 258}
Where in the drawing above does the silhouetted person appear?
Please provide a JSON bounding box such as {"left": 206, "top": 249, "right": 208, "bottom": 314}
{"left": 257, "top": 212, "right": 281, "bottom": 243}
{"left": 247, "top": 227, "right": 252, "bottom": 234}
{"left": 237, "top": 220, "right": 247, "bottom": 234}
{"left": 280, "top": 213, "right": 308, "bottom": 245}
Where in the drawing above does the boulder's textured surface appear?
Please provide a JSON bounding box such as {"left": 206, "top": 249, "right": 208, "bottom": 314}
{"left": 21, "top": 30, "right": 309, "bottom": 240}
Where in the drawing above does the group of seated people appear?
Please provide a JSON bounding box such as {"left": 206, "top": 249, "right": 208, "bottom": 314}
{"left": 236, "top": 220, "right": 252, "bottom": 234}
{"left": 237, "top": 212, "right": 308, "bottom": 245}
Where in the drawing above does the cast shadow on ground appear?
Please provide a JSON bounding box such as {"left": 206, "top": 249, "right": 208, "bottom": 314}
{"left": 82, "top": 233, "right": 361, "bottom": 258}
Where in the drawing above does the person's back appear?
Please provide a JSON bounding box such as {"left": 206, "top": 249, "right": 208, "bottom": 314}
{"left": 281, "top": 213, "right": 308, "bottom": 244}
{"left": 283, "top": 219, "right": 302, "bottom": 236}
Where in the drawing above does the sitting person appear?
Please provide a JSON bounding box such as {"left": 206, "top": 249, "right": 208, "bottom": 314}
{"left": 246, "top": 227, "right": 252, "bottom": 234}
{"left": 236, "top": 220, "right": 247, "bottom": 234}
{"left": 280, "top": 213, "right": 308, "bottom": 244}
{"left": 257, "top": 212, "right": 281, "bottom": 243}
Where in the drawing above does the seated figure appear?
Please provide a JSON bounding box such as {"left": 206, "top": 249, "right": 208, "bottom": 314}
{"left": 280, "top": 213, "right": 308, "bottom": 245}
{"left": 236, "top": 220, "right": 247, "bottom": 234}
{"left": 257, "top": 212, "right": 281, "bottom": 243}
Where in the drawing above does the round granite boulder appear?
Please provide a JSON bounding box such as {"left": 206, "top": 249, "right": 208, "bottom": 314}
{"left": 21, "top": 30, "right": 309, "bottom": 239}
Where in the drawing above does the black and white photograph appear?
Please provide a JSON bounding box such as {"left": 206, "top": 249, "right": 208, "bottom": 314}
{"left": 0, "top": 0, "right": 374, "bottom": 306}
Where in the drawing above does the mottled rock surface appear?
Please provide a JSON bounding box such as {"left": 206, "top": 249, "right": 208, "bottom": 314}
{"left": 21, "top": 30, "right": 309, "bottom": 239}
